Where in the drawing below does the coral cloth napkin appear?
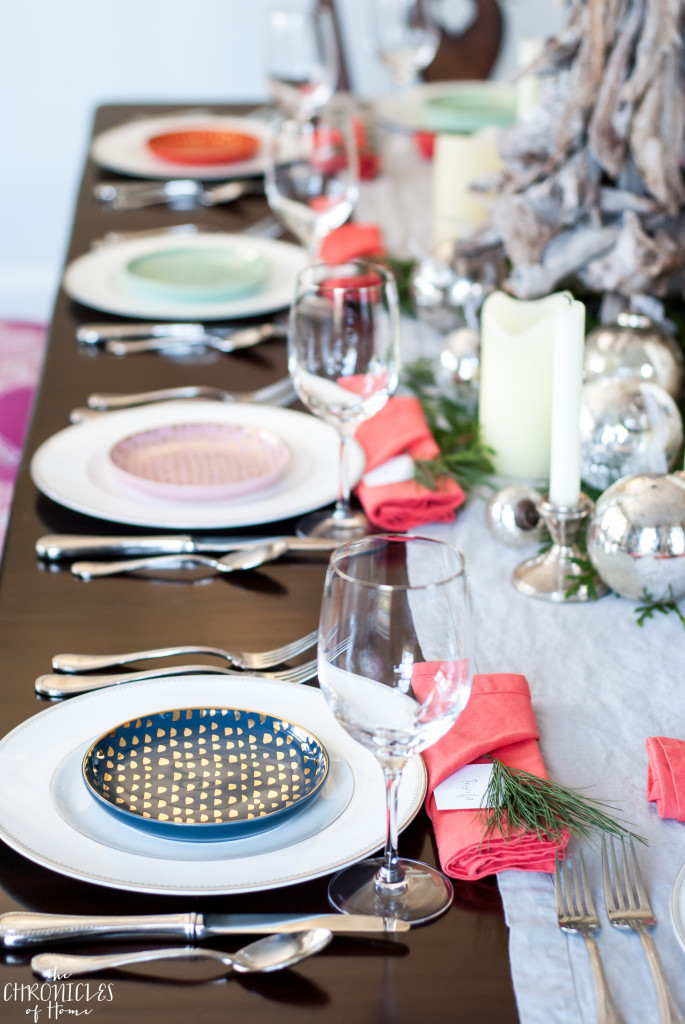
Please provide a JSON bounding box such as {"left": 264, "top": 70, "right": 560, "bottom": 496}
{"left": 646, "top": 736, "right": 685, "bottom": 821}
{"left": 412, "top": 666, "right": 567, "bottom": 880}
{"left": 318, "top": 223, "right": 385, "bottom": 264}
{"left": 353, "top": 396, "right": 465, "bottom": 531}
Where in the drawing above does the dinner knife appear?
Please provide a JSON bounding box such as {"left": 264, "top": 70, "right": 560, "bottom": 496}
{"left": 77, "top": 321, "right": 286, "bottom": 345}
{"left": 0, "top": 911, "right": 409, "bottom": 947}
{"left": 36, "top": 535, "right": 340, "bottom": 561}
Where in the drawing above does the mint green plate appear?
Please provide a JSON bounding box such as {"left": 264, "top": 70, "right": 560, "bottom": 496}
{"left": 124, "top": 246, "right": 268, "bottom": 304}
{"left": 423, "top": 84, "right": 516, "bottom": 134}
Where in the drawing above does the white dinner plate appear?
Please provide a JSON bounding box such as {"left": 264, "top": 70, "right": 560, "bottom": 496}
{"left": 91, "top": 113, "right": 270, "bottom": 180}
{"left": 62, "top": 233, "right": 307, "bottom": 320}
{"left": 371, "top": 80, "right": 516, "bottom": 135}
{"left": 670, "top": 861, "right": 685, "bottom": 954}
{"left": 0, "top": 675, "right": 426, "bottom": 894}
{"left": 30, "top": 401, "right": 365, "bottom": 529}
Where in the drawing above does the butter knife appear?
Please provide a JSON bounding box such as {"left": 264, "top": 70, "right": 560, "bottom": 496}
{"left": 36, "top": 535, "right": 339, "bottom": 561}
{"left": 1, "top": 911, "right": 408, "bottom": 947}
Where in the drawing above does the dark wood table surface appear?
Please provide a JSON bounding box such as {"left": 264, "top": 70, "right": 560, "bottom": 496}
{"left": 0, "top": 104, "right": 519, "bottom": 1023}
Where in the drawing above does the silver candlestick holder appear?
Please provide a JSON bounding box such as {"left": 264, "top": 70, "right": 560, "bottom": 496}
{"left": 512, "top": 493, "right": 610, "bottom": 602}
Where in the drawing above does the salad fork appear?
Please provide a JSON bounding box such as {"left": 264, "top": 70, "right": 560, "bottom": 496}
{"left": 52, "top": 630, "right": 317, "bottom": 673}
{"left": 602, "top": 838, "right": 683, "bottom": 1023}
{"left": 555, "top": 851, "right": 622, "bottom": 1024}
{"left": 35, "top": 658, "right": 318, "bottom": 698}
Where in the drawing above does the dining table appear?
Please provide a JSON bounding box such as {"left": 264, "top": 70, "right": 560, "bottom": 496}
{"left": 1, "top": 101, "right": 685, "bottom": 1024}
{"left": 0, "top": 103, "right": 518, "bottom": 1024}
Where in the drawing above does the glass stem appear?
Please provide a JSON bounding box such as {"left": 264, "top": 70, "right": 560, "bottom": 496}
{"left": 375, "top": 765, "right": 407, "bottom": 891}
{"left": 332, "top": 432, "right": 352, "bottom": 522}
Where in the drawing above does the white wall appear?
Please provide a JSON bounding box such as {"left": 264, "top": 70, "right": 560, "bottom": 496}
{"left": 0, "top": 0, "right": 564, "bottom": 323}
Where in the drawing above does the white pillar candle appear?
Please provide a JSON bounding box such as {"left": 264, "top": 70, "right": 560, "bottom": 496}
{"left": 478, "top": 291, "right": 572, "bottom": 480}
{"left": 549, "top": 297, "right": 585, "bottom": 507}
{"left": 432, "top": 128, "right": 501, "bottom": 247}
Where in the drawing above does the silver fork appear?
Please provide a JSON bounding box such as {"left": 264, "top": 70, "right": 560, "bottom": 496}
{"left": 35, "top": 658, "right": 318, "bottom": 698}
{"left": 52, "top": 630, "right": 317, "bottom": 673}
{"left": 555, "top": 851, "right": 623, "bottom": 1024}
{"left": 602, "top": 838, "right": 683, "bottom": 1023}
{"left": 70, "top": 378, "right": 297, "bottom": 422}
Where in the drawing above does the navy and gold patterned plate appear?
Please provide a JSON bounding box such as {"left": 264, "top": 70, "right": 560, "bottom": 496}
{"left": 82, "top": 706, "right": 329, "bottom": 841}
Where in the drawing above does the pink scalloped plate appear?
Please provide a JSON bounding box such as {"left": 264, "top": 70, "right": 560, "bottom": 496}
{"left": 108, "top": 422, "right": 291, "bottom": 503}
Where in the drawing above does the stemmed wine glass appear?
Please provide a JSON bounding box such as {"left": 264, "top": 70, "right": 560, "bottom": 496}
{"left": 264, "top": 3, "right": 339, "bottom": 120}
{"left": 318, "top": 534, "right": 473, "bottom": 923}
{"left": 265, "top": 111, "right": 359, "bottom": 260}
{"left": 375, "top": 0, "right": 439, "bottom": 90}
{"left": 288, "top": 260, "right": 401, "bottom": 538}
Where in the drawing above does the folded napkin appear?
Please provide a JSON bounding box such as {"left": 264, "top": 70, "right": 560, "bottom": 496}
{"left": 412, "top": 667, "right": 567, "bottom": 880}
{"left": 353, "top": 396, "right": 464, "bottom": 531}
{"left": 318, "top": 223, "right": 385, "bottom": 264}
{"left": 646, "top": 736, "right": 685, "bottom": 821}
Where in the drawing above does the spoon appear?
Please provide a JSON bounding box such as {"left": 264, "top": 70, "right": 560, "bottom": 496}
{"left": 31, "top": 928, "right": 333, "bottom": 978}
{"left": 71, "top": 539, "right": 289, "bottom": 580}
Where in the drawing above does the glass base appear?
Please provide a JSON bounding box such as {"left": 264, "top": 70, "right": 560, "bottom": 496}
{"left": 295, "top": 507, "right": 373, "bottom": 540}
{"left": 327, "top": 857, "right": 454, "bottom": 926}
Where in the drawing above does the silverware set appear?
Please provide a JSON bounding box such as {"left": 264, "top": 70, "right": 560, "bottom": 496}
{"left": 0, "top": 909, "right": 407, "bottom": 978}
{"left": 77, "top": 319, "right": 287, "bottom": 355}
{"left": 35, "top": 628, "right": 319, "bottom": 698}
{"left": 555, "top": 840, "right": 683, "bottom": 1023}
{"left": 93, "top": 177, "right": 263, "bottom": 210}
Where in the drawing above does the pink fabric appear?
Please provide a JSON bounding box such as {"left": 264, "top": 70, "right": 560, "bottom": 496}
{"left": 318, "top": 223, "right": 385, "bottom": 264}
{"left": 412, "top": 666, "right": 567, "bottom": 880}
{"left": 646, "top": 736, "right": 685, "bottom": 821}
{"left": 0, "top": 320, "right": 47, "bottom": 553}
{"left": 353, "top": 396, "right": 465, "bottom": 531}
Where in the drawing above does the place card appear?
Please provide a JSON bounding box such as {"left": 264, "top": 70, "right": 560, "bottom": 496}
{"left": 433, "top": 762, "right": 494, "bottom": 810}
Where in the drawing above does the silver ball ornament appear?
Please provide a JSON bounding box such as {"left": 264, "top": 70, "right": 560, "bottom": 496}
{"left": 584, "top": 312, "right": 684, "bottom": 400}
{"left": 438, "top": 327, "right": 480, "bottom": 384}
{"left": 485, "top": 485, "right": 544, "bottom": 547}
{"left": 579, "top": 378, "right": 683, "bottom": 492}
{"left": 586, "top": 472, "right": 685, "bottom": 600}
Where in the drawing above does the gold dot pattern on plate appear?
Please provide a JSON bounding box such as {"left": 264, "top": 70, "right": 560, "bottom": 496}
{"left": 110, "top": 423, "right": 290, "bottom": 488}
{"left": 84, "top": 707, "right": 328, "bottom": 828}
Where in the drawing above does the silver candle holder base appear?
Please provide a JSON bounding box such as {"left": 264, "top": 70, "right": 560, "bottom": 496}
{"left": 512, "top": 493, "right": 610, "bottom": 603}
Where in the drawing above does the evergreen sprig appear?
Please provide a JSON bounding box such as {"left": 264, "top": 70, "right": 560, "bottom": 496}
{"left": 481, "top": 759, "right": 646, "bottom": 846}
{"left": 634, "top": 587, "right": 685, "bottom": 629}
{"left": 402, "top": 359, "right": 496, "bottom": 492}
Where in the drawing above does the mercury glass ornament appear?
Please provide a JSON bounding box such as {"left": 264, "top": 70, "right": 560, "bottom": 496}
{"left": 579, "top": 378, "right": 683, "bottom": 492}
{"left": 485, "top": 485, "right": 543, "bottom": 547}
{"left": 438, "top": 328, "right": 480, "bottom": 383}
{"left": 586, "top": 472, "right": 685, "bottom": 600}
{"left": 584, "top": 311, "right": 684, "bottom": 400}
{"left": 409, "top": 245, "right": 501, "bottom": 335}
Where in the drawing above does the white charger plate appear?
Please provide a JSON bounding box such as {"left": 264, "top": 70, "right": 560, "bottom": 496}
{"left": 30, "top": 401, "right": 365, "bottom": 529}
{"left": 91, "top": 113, "right": 270, "bottom": 180}
{"left": 0, "top": 675, "right": 426, "bottom": 894}
{"left": 63, "top": 233, "right": 307, "bottom": 321}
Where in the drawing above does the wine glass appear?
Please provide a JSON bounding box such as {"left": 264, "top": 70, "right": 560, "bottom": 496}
{"left": 264, "top": 3, "right": 339, "bottom": 120}
{"left": 375, "top": 0, "right": 439, "bottom": 89}
{"left": 318, "top": 534, "right": 473, "bottom": 924}
{"left": 288, "top": 260, "right": 401, "bottom": 538}
{"left": 265, "top": 112, "right": 359, "bottom": 259}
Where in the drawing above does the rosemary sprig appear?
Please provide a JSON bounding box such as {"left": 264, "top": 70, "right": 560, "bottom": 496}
{"left": 481, "top": 759, "right": 646, "bottom": 846}
{"left": 403, "top": 359, "right": 496, "bottom": 492}
{"left": 634, "top": 587, "right": 685, "bottom": 629}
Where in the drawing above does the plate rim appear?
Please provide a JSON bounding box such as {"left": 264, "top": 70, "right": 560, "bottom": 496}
{"left": 0, "top": 675, "right": 426, "bottom": 894}
{"left": 670, "top": 860, "right": 685, "bottom": 954}
{"left": 30, "top": 400, "right": 365, "bottom": 529}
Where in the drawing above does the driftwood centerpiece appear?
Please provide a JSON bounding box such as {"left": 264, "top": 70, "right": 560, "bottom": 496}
{"left": 455, "top": 0, "right": 685, "bottom": 309}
